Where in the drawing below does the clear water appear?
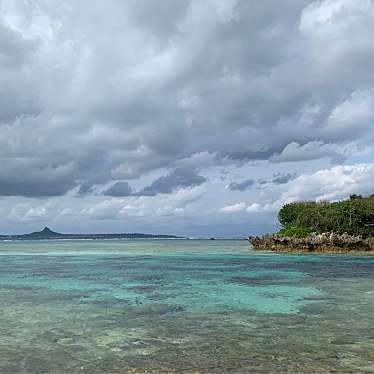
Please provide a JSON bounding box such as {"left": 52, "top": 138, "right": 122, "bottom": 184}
{"left": 0, "top": 239, "right": 374, "bottom": 372}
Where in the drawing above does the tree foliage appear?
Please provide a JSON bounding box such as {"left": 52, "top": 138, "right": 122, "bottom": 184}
{"left": 278, "top": 194, "right": 374, "bottom": 236}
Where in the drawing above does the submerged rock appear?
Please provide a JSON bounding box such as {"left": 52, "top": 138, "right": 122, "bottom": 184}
{"left": 248, "top": 232, "right": 374, "bottom": 253}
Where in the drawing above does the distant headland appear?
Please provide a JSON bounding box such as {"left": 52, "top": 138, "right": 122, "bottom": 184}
{"left": 249, "top": 194, "right": 374, "bottom": 253}
{"left": 0, "top": 227, "right": 183, "bottom": 241}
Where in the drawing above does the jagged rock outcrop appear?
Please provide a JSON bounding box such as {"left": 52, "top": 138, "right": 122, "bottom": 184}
{"left": 249, "top": 232, "right": 374, "bottom": 253}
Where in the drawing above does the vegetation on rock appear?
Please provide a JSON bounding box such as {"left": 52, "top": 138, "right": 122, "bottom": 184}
{"left": 278, "top": 194, "right": 374, "bottom": 237}
{"left": 249, "top": 194, "right": 374, "bottom": 252}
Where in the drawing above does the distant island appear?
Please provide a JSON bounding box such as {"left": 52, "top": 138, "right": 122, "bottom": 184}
{"left": 249, "top": 194, "right": 374, "bottom": 253}
{"left": 0, "top": 227, "right": 183, "bottom": 241}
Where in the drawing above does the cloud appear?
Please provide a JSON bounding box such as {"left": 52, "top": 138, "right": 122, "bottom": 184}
{"left": 227, "top": 179, "right": 254, "bottom": 191}
{"left": 270, "top": 141, "right": 346, "bottom": 164}
{"left": 259, "top": 172, "right": 297, "bottom": 186}
{"left": 221, "top": 163, "right": 374, "bottom": 215}
{"left": 77, "top": 182, "right": 94, "bottom": 196}
{"left": 82, "top": 185, "right": 204, "bottom": 220}
{"left": 9, "top": 202, "right": 54, "bottom": 223}
{"left": 219, "top": 202, "right": 246, "bottom": 214}
{"left": 103, "top": 181, "right": 133, "bottom": 197}
{"left": 279, "top": 163, "right": 374, "bottom": 203}
{"left": 252, "top": 163, "right": 374, "bottom": 212}
{"left": 0, "top": 160, "right": 77, "bottom": 197}
{"left": 246, "top": 203, "right": 276, "bottom": 213}
{"left": 135, "top": 168, "right": 206, "bottom": 196}
{"left": 270, "top": 172, "right": 297, "bottom": 185}
{"left": 0, "top": 0, "right": 373, "bottom": 199}
{"left": 328, "top": 89, "right": 374, "bottom": 132}
{"left": 246, "top": 203, "right": 262, "bottom": 213}
{"left": 0, "top": 1, "right": 373, "bottom": 236}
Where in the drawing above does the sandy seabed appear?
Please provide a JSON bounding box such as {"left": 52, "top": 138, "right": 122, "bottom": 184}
{"left": 0, "top": 239, "right": 373, "bottom": 372}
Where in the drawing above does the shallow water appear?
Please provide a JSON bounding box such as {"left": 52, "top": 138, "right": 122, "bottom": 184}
{"left": 0, "top": 239, "right": 374, "bottom": 372}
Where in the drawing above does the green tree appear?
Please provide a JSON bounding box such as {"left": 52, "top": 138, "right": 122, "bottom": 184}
{"left": 277, "top": 194, "right": 374, "bottom": 237}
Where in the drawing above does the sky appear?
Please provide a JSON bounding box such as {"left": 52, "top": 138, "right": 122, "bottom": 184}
{"left": 1, "top": 0, "right": 374, "bottom": 237}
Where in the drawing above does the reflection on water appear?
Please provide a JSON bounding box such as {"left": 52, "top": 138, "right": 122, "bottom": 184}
{"left": 0, "top": 239, "right": 374, "bottom": 372}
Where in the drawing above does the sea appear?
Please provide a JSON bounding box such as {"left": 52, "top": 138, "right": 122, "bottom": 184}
{"left": 0, "top": 239, "right": 373, "bottom": 372}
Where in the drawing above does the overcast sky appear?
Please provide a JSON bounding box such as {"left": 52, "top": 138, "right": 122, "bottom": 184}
{"left": 1, "top": 0, "right": 374, "bottom": 237}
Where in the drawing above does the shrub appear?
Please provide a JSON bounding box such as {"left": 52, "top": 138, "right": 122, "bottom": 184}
{"left": 278, "top": 225, "right": 312, "bottom": 238}
{"left": 277, "top": 194, "right": 374, "bottom": 236}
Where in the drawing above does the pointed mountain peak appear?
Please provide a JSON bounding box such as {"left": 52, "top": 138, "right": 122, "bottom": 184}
{"left": 26, "top": 227, "right": 62, "bottom": 238}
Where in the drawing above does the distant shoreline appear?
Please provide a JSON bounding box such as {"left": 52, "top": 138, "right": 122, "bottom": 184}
{"left": 0, "top": 237, "right": 187, "bottom": 241}
{"left": 0, "top": 228, "right": 246, "bottom": 241}
{"left": 0, "top": 227, "right": 184, "bottom": 241}
{"left": 0, "top": 237, "right": 245, "bottom": 242}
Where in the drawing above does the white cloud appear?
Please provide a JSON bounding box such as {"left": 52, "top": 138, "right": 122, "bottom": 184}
{"left": 328, "top": 89, "right": 374, "bottom": 131}
{"left": 219, "top": 202, "right": 246, "bottom": 213}
{"left": 300, "top": 0, "right": 374, "bottom": 37}
{"left": 82, "top": 186, "right": 204, "bottom": 220}
{"left": 257, "top": 163, "right": 374, "bottom": 209}
{"left": 280, "top": 163, "right": 374, "bottom": 203}
{"left": 9, "top": 202, "right": 53, "bottom": 223}
{"left": 246, "top": 203, "right": 261, "bottom": 213}
{"left": 271, "top": 141, "right": 345, "bottom": 164}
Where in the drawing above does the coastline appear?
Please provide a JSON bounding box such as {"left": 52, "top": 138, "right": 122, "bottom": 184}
{"left": 0, "top": 227, "right": 184, "bottom": 241}
{"left": 248, "top": 232, "right": 374, "bottom": 254}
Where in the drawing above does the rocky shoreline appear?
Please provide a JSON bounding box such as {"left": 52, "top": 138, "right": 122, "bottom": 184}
{"left": 248, "top": 232, "right": 374, "bottom": 253}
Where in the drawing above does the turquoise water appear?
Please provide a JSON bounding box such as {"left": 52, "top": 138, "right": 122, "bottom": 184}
{"left": 0, "top": 240, "right": 374, "bottom": 372}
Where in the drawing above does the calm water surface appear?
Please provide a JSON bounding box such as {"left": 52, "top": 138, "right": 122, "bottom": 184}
{"left": 0, "top": 239, "right": 374, "bottom": 372}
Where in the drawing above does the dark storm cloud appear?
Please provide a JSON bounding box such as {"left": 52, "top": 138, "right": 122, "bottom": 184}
{"left": 136, "top": 169, "right": 207, "bottom": 196}
{"left": 271, "top": 173, "right": 297, "bottom": 185}
{"left": 0, "top": 179, "right": 72, "bottom": 197}
{"left": 228, "top": 179, "right": 254, "bottom": 191}
{"left": 0, "top": 160, "right": 76, "bottom": 197}
{"left": 0, "top": 22, "right": 40, "bottom": 122}
{"left": 1, "top": 0, "right": 374, "bottom": 197}
{"left": 259, "top": 173, "right": 297, "bottom": 186}
{"left": 270, "top": 141, "right": 347, "bottom": 164}
{"left": 103, "top": 181, "right": 133, "bottom": 197}
{"left": 77, "top": 182, "right": 94, "bottom": 196}
{"left": 0, "top": 23, "right": 36, "bottom": 68}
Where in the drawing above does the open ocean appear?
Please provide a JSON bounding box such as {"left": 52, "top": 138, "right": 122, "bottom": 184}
{"left": 0, "top": 239, "right": 374, "bottom": 372}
